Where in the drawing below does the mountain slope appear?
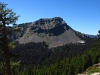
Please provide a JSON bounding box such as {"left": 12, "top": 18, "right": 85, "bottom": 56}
{"left": 84, "top": 34, "right": 98, "bottom": 38}
{"left": 9, "top": 17, "right": 84, "bottom": 47}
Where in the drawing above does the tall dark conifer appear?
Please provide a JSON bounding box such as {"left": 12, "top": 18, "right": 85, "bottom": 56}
{"left": 0, "top": 2, "right": 19, "bottom": 75}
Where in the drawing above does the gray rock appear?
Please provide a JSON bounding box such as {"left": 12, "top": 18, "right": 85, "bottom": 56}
{"left": 8, "top": 17, "right": 84, "bottom": 47}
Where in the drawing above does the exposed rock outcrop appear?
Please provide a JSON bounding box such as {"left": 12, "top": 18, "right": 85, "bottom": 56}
{"left": 8, "top": 17, "right": 84, "bottom": 47}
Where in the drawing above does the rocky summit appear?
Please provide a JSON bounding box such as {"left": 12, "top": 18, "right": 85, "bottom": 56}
{"left": 8, "top": 17, "right": 83, "bottom": 47}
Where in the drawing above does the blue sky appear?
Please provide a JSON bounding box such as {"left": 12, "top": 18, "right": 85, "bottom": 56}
{"left": 1, "top": 0, "right": 100, "bottom": 35}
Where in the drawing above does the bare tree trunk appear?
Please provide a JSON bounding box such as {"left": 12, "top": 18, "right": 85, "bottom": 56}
{"left": 5, "top": 51, "right": 12, "bottom": 75}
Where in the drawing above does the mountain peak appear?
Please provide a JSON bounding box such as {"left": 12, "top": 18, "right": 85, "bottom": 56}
{"left": 8, "top": 17, "right": 84, "bottom": 47}
{"left": 29, "top": 17, "right": 71, "bottom": 36}
{"left": 37, "top": 17, "right": 64, "bottom": 21}
{"left": 33, "top": 17, "right": 65, "bottom": 27}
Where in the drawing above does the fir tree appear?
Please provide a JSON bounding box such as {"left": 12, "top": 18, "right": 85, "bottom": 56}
{"left": 0, "top": 2, "right": 20, "bottom": 75}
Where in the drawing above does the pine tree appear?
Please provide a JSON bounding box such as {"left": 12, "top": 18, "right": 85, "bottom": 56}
{"left": 0, "top": 2, "right": 19, "bottom": 75}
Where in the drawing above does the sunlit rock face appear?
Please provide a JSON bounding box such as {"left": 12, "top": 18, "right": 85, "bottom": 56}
{"left": 7, "top": 17, "right": 84, "bottom": 47}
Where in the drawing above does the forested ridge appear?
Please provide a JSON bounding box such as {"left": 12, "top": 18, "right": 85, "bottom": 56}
{"left": 5, "top": 37, "right": 99, "bottom": 75}
{"left": 12, "top": 37, "right": 97, "bottom": 67}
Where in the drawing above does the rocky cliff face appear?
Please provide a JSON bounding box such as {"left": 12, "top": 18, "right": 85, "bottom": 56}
{"left": 29, "top": 17, "right": 70, "bottom": 36}
{"left": 8, "top": 17, "right": 83, "bottom": 47}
